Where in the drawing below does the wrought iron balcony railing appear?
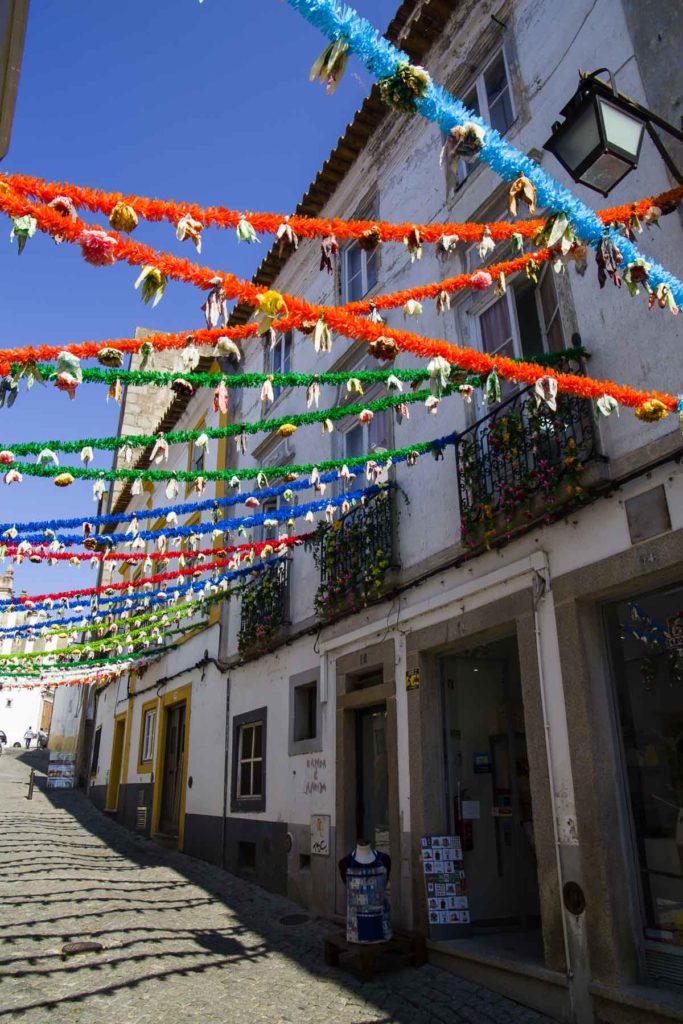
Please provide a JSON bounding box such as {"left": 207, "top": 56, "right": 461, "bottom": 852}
{"left": 456, "top": 383, "right": 596, "bottom": 549}
{"left": 238, "top": 558, "right": 290, "bottom": 656}
{"left": 314, "top": 488, "right": 394, "bottom": 620}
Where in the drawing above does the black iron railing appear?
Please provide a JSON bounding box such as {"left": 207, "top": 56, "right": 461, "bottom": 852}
{"left": 314, "top": 488, "right": 394, "bottom": 619}
{"left": 238, "top": 558, "right": 290, "bottom": 655}
{"left": 456, "top": 384, "right": 596, "bottom": 548}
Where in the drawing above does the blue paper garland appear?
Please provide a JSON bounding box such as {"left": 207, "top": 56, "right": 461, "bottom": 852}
{"left": 284, "top": 0, "right": 683, "bottom": 305}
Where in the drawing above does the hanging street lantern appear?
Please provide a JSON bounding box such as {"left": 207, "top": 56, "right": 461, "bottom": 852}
{"left": 543, "top": 69, "right": 682, "bottom": 197}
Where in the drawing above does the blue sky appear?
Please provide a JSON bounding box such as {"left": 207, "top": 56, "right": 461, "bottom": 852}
{"left": 0, "top": 0, "right": 399, "bottom": 597}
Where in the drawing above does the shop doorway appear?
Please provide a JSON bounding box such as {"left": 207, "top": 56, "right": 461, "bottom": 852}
{"left": 159, "top": 701, "right": 186, "bottom": 836}
{"left": 105, "top": 714, "right": 126, "bottom": 811}
{"left": 440, "top": 635, "right": 541, "bottom": 958}
{"left": 355, "top": 705, "right": 390, "bottom": 855}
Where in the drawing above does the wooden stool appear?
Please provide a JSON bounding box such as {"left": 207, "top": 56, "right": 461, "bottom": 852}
{"left": 323, "top": 928, "right": 427, "bottom": 982}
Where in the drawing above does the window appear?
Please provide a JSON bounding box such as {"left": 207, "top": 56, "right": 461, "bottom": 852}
{"left": 341, "top": 196, "right": 379, "bottom": 303}
{"left": 604, "top": 584, "right": 683, "bottom": 991}
{"left": 472, "top": 267, "right": 566, "bottom": 373}
{"left": 289, "top": 670, "right": 322, "bottom": 755}
{"left": 190, "top": 438, "right": 205, "bottom": 476}
{"left": 231, "top": 708, "right": 267, "bottom": 812}
{"left": 5, "top": 698, "right": 12, "bottom": 709}
{"left": 266, "top": 330, "right": 293, "bottom": 401}
{"left": 140, "top": 708, "right": 156, "bottom": 763}
{"left": 451, "top": 50, "right": 514, "bottom": 189}
{"left": 342, "top": 409, "right": 388, "bottom": 477}
{"left": 91, "top": 726, "right": 101, "bottom": 775}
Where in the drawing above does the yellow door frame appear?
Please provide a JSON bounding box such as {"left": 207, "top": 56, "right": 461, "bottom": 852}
{"left": 105, "top": 711, "right": 130, "bottom": 810}
{"left": 150, "top": 682, "right": 192, "bottom": 850}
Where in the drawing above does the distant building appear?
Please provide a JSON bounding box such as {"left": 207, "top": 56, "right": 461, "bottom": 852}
{"left": 81, "top": 1, "right": 683, "bottom": 1020}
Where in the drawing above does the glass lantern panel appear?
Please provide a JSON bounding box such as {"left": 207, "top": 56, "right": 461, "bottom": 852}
{"left": 553, "top": 102, "right": 601, "bottom": 172}
{"left": 598, "top": 98, "right": 644, "bottom": 158}
{"left": 580, "top": 151, "right": 632, "bottom": 193}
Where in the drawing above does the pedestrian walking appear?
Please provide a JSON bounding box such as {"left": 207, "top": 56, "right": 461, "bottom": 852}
{"left": 23, "top": 727, "right": 34, "bottom": 750}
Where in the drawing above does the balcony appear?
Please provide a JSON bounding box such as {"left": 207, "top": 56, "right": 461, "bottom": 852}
{"left": 314, "top": 489, "right": 394, "bottom": 620}
{"left": 456, "top": 383, "right": 598, "bottom": 550}
{"left": 238, "top": 558, "right": 290, "bottom": 656}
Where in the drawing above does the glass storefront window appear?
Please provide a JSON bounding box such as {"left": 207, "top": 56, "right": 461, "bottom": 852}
{"left": 605, "top": 583, "right": 683, "bottom": 990}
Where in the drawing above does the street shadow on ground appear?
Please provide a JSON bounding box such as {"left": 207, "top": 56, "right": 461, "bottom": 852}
{"left": 0, "top": 749, "right": 542, "bottom": 1024}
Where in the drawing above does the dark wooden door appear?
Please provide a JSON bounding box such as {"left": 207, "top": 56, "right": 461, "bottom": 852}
{"left": 159, "top": 703, "right": 186, "bottom": 834}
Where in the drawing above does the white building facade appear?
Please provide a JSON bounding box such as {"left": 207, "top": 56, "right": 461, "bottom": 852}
{"left": 85, "top": 1, "right": 683, "bottom": 1021}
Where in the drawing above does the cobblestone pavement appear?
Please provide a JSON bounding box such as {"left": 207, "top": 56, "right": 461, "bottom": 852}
{"left": 0, "top": 750, "right": 558, "bottom": 1024}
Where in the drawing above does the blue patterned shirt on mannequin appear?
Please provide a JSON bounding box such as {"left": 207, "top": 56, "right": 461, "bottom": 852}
{"left": 338, "top": 841, "right": 392, "bottom": 944}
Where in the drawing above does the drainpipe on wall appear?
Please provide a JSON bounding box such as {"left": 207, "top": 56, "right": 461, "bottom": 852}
{"left": 221, "top": 672, "right": 231, "bottom": 869}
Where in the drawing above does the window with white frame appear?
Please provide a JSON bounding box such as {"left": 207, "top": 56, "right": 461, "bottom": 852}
{"left": 341, "top": 196, "right": 379, "bottom": 303}
{"left": 238, "top": 722, "right": 263, "bottom": 797}
{"left": 452, "top": 49, "right": 515, "bottom": 189}
{"left": 231, "top": 708, "right": 267, "bottom": 812}
{"left": 265, "top": 330, "right": 293, "bottom": 401}
{"left": 342, "top": 408, "right": 389, "bottom": 489}
{"left": 466, "top": 265, "right": 566, "bottom": 399}
{"left": 140, "top": 708, "right": 156, "bottom": 763}
{"left": 189, "top": 437, "right": 205, "bottom": 475}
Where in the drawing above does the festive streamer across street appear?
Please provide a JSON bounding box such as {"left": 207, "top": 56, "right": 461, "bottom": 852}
{"left": 282, "top": 0, "right": 683, "bottom": 306}
{"left": 3, "top": 172, "right": 680, "bottom": 246}
{"left": 0, "top": 186, "right": 677, "bottom": 411}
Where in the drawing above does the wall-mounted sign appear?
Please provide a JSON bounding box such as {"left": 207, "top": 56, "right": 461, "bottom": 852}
{"left": 310, "top": 814, "right": 330, "bottom": 856}
{"left": 46, "top": 751, "right": 75, "bottom": 790}
{"left": 405, "top": 670, "right": 420, "bottom": 691}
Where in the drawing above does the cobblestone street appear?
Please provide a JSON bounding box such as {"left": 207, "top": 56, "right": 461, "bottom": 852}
{"left": 0, "top": 751, "right": 558, "bottom": 1024}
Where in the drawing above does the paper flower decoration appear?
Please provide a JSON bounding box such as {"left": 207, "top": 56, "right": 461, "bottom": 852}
{"left": 379, "top": 62, "right": 430, "bottom": 113}
{"left": 245, "top": 497, "right": 260, "bottom": 509}
{"left": 54, "top": 473, "right": 75, "bottom": 487}
{"left": 436, "top": 290, "right": 451, "bottom": 314}
{"left": 310, "top": 37, "right": 349, "bottom": 94}
{"left": 459, "top": 384, "right": 475, "bottom": 404}
{"left": 358, "top": 226, "right": 381, "bottom": 252}
{"left": 171, "top": 378, "right": 194, "bottom": 398}
{"left": 596, "top": 394, "right": 619, "bottom": 418}
{"left": 214, "top": 336, "right": 241, "bottom": 360}
{"left": 109, "top": 202, "right": 138, "bottom": 233}
{"left": 4, "top": 469, "right": 21, "bottom": 484}
{"left": 138, "top": 340, "right": 155, "bottom": 370}
{"left": 260, "top": 378, "right": 275, "bottom": 404}
{"left": 485, "top": 369, "right": 501, "bottom": 405}
{"left": 135, "top": 266, "right": 166, "bottom": 306}
{"left": 320, "top": 234, "right": 339, "bottom": 274}
{"left": 440, "top": 123, "right": 485, "bottom": 172}
{"left": 368, "top": 337, "right": 398, "bottom": 361}
{"left": 165, "top": 478, "right": 179, "bottom": 500}
{"left": 313, "top": 315, "right": 332, "bottom": 353}
{"left": 277, "top": 423, "right": 297, "bottom": 438}
{"left": 649, "top": 282, "right": 679, "bottom": 315}
{"left": 0, "top": 450, "right": 13, "bottom": 465}
{"left": 150, "top": 435, "right": 169, "bottom": 463}
{"left": 425, "top": 395, "right": 440, "bottom": 415}
{"left": 0, "top": 377, "right": 18, "bottom": 408}
{"left": 322, "top": 419, "right": 334, "bottom": 434}
{"left": 37, "top": 448, "right": 59, "bottom": 466}
{"left": 347, "top": 378, "right": 363, "bottom": 396}
{"left": 255, "top": 290, "right": 287, "bottom": 336}
{"left": 403, "top": 299, "right": 422, "bottom": 317}
{"left": 428, "top": 356, "right": 451, "bottom": 394}
{"left": 79, "top": 228, "right": 117, "bottom": 266}
{"left": 508, "top": 175, "right": 537, "bottom": 217}
{"left": 97, "top": 347, "right": 124, "bottom": 368}
{"left": 213, "top": 379, "right": 228, "bottom": 415}
{"left": 55, "top": 372, "right": 79, "bottom": 400}
{"left": 634, "top": 399, "right": 669, "bottom": 422}
{"left": 10, "top": 215, "right": 37, "bottom": 254}
{"left": 276, "top": 217, "right": 298, "bottom": 257}
{"left": 358, "top": 409, "right": 374, "bottom": 425}
{"left": 403, "top": 227, "right": 422, "bottom": 262}
{"left": 306, "top": 380, "right": 320, "bottom": 408}
{"left": 478, "top": 227, "right": 495, "bottom": 261}
{"left": 534, "top": 376, "right": 558, "bottom": 412}
{"left": 176, "top": 214, "right": 203, "bottom": 253}
{"left": 48, "top": 195, "right": 75, "bottom": 218}
{"left": 471, "top": 270, "right": 493, "bottom": 291}
{"left": 236, "top": 216, "right": 259, "bottom": 244}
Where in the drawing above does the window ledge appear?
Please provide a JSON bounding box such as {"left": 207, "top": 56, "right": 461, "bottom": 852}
{"left": 289, "top": 737, "right": 323, "bottom": 757}
{"left": 230, "top": 797, "right": 266, "bottom": 814}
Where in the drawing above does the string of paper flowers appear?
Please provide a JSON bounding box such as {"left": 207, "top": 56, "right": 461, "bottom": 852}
{"left": 4, "top": 172, "right": 679, "bottom": 246}
{"left": 282, "top": 0, "right": 683, "bottom": 306}
{"left": 0, "top": 186, "right": 677, "bottom": 414}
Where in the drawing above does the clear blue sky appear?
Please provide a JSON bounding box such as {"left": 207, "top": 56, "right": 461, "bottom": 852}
{"left": 0, "top": 0, "right": 399, "bottom": 597}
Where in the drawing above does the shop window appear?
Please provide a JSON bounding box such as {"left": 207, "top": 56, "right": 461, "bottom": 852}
{"left": 341, "top": 195, "right": 379, "bottom": 303}
{"left": 91, "top": 726, "right": 101, "bottom": 775}
{"left": 604, "top": 584, "right": 683, "bottom": 991}
{"left": 140, "top": 707, "right": 156, "bottom": 764}
{"left": 289, "top": 671, "right": 322, "bottom": 755}
{"left": 231, "top": 708, "right": 267, "bottom": 812}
